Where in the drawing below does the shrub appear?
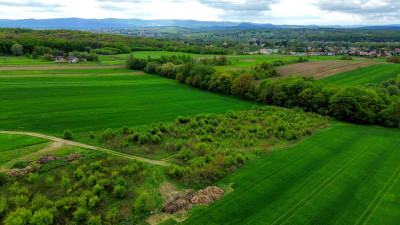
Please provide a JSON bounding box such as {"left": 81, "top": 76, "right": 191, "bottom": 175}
{"left": 116, "top": 177, "right": 127, "bottom": 187}
{"left": 0, "top": 172, "right": 8, "bottom": 186}
{"left": 93, "top": 184, "right": 104, "bottom": 196}
{"left": 30, "top": 194, "right": 52, "bottom": 212}
{"left": 61, "top": 174, "right": 71, "bottom": 189}
{"left": 138, "top": 134, "right": 149, "bottom": 145}
{"left": 30, "top": 163, "right": 40, "bottom": 172}
{"left": 122, "top": 126, "right": 132, "bottom": 135}
{"left": 11, "top": 161, "right": 28, "bottom": 169}
{"left": 90, "top": 161, "right": 102, "bottom": 171}
{"left": 0, "top": 198, "right": 7, "bottom": 218}
{"left": 63, "top": 130, "right": 73, "bottom": 140}
{"left": 13, "top": 195, "right": 29, "bottom": 208}
{"left": 113, "top": 185, "right": 126, "bottom": 199}
{"left": 121, "top": 164, "right": 139, "bottom": 176}
{"left": 134, "top": 192, "right": 152, "bottom": 212}
{"left": 101, "top": 128, "right": 116, "bottom": 142}
{"left": 87, "top": 215, "right": 102, "bottom": 225}
{"left": 4, "top": 208, "right": 32, "bottom": 225}
{"left": 27, "top": 173, "right": 39, "bottom": 183}
{"left": 43, "top": 54, "right": 54, "bottom": 61}
{"left": 74, "top": 207, "right": 87, "bottom": 223}
{"left": 88, "top": 196, "right": 99, "bottom": 209}
{"left": 387, "top": 85, "right": 400, "bottom": 96}
{"left": 126, "top": 133, "right": 140, "bottom": 143}
{"left": 176, "top": 116, "right": 190, "bottom": 124}
{"left": 151, "top": 135, "right": 161, "bottom": 144}
{"left": 30, "top": 208, "right": 53, "bottom": 225}
{"left": 104, "top": 207, "right": 119, "bottom": 225}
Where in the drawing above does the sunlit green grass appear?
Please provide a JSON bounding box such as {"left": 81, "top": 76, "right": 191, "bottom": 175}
{"left": 0, "top": 71, "right": 258, "bottom": 136}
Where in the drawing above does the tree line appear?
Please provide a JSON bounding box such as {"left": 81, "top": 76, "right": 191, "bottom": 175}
{"left": 0, "top": 28, "right": 227, "bottom": 56}
{"left": 126, "top": 54, "right": 400, "bottom": 128}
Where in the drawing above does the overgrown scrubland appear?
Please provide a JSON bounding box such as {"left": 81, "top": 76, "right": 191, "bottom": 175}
{"left": 90, "top": 106, "right": 329, "bottom": 184}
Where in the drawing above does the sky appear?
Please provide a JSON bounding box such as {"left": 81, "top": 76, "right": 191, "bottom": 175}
{"left": 0, "top": 0, "right": 399, "bottom": 25}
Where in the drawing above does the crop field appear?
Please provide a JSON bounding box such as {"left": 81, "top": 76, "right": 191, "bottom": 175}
{"left": 183, "top": 122, "right": 400, "bottom": 225}
{"left": 319, "top": 64, "right": 400, "bottom": 86}
{"left": 0, "top": 68, "right": 258, "bottom": 136}
{"left": 276, "top": 60, "right": 379, "bottom": 79}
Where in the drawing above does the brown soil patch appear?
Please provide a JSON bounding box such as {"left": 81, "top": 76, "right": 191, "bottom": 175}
{"left": 0, "top": 65, "right": 125, "bottom": 71}
{"left": 241, "top": 59, "right": 257, "bottom": 62}
{"left": 276, "top": 60, "right": 379, "bottom": 80}
{"left": 162, "top": 186, "right": 225, "bottom": 214}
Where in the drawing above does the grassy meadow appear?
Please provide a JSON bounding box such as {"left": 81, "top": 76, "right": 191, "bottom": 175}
{"left": 0, "top": 69, "right": 258, "bottom": 136}
{"left": 319, "top": 64, "right": 400, "bottom": 86}
{"left": 183, "top": 122, "right": 400, "bottom": 225}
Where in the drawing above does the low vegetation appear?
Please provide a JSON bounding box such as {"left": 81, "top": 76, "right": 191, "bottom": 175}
{"left": 0, "top": 152, "right": 153, "bottom": 225}
{"left": 92, "top": 106, "right": 329, "bottom": 184}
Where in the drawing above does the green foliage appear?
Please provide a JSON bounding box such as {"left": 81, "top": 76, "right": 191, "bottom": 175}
{"left": 13, "top": 195, "right": 29, "bottom": 208}
{"left": 27, "top": 173, "right": 39, "bottom": 183}
{"left": 0, "top": 171, "right": 8, "bottom": 186}
{"left": 113, "top": 185, "right": 126, "bottom": 199}
{"left": 11, "top": 161, "right": 28, "bottom": 169}
{"left": 101, "top": 128, "right": 116, "bottom": 142}
{"left": 63, "top": 129, "right": 73, "bottom": 140}
{"left": 30, "top": 208, "right": 53, "bottom": 225}
{"left": 4, "top": 208, "right": 32, "bottom": 225}
{"left": 134, "top": 192, "right": 152, "bottom": 212}
{"left": 93, "top": 184, "right": 104, "bottom": 196}
{"left": 87, "top": 215, "right": 102, "bottom": 225}
{"left": 45, "top": 177, "right": 54, "bottom": 187}
{"left": 73, "top": 207, "right": 87, "bottom": 223}
{"left": 104, "top": 208, "right": 119, "bottom": 225}
{"left": 30, "top": 194, "right": 53, "bottom": 212}
{"left": 11, "top": 43, "right": 23, "bottom": 56}
{"left": 31, "top": 51, "right": 38, "bottom": 60}
{"left": 0, "top": 198, "right": 7, "bottom": 218}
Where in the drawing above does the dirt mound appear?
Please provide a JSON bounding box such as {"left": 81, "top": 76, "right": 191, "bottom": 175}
{"left": 6, "top": 166, "right": 32, "bottom": 177}
{"left": 37, "top": 155, "right": 62, "bottom": 164}
{"left": 199, "top": 186, "right": 225, "bottom": 200}
{"left": 162, "top": 186, "right": 225, "bottom": 214}
{"left": 65, "top": 153, "right": 83, "bottom": 162}
{"left": 6, "top": 153, "right": 83, "bottom": 177}
{"left": 190, "top": 194, "right": 212, "bottom": 205}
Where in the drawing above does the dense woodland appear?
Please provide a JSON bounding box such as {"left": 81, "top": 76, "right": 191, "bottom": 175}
{"left": 0, "top": 28, "right": 227, "bottom": 56}
{"left": 126, "top": 54, "right": 400, "bottom": 128}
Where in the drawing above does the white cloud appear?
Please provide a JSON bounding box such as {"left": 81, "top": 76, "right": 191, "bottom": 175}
{"left": 0, "top": 0, "right": 399, "bottom": 25}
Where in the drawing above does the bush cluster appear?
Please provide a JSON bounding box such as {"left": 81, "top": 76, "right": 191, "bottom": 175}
{"left": 97, "top": 106, "right": 328, "bottom": 184}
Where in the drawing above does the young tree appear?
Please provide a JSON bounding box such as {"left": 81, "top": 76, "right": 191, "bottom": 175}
{"left": 63, "top": 130, "right": 73, "bottom": 140}
{"left": 231, "top": 73, "right": 257, "bottom": 98}
{"left": 11, "top": 43, "right": 23, "bottom": 56}
{"left": 30, "top": 208, "right": 53, "bottom": 225}
{"left": 32, "top": 51, "right": 39, "bottom": 59}
{"left": 134, "top": 192, "right": 152, "bottom": 212}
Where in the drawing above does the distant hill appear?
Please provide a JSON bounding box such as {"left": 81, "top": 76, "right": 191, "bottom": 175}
{"left": 0, "top": 18, "right": 358, "bottom": 30}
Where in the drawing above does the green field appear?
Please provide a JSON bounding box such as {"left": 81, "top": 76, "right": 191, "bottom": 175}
{"left": 0, "top": 134, "right": 48, "bottom": 167}
{"left": 0, "top": 70, "right": 258, "bottom": 136}
{"left": 320, "top": 64, "right": 400, "bottom": 86}
{"left": 183, "top": 122, "right": 400, "bottom": 225}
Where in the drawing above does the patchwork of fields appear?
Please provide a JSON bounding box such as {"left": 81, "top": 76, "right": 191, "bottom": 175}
{"left": 184, "top": 122, "right": 400, "bottom": 225}
{"left": 1, "top": 51, "right": 400, "bottom": 225}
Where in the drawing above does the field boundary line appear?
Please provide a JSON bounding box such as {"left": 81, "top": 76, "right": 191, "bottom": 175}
{"left": 354, "top": 163, "right": 400, "bottom": 225}
{"left": 270, "top": 138, "right": 378, "bottom": 225}
{"left": 0, "top": 131, "right": 170, "bottom": 166}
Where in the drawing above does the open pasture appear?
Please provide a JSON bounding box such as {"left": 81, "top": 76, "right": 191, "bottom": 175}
{"left": 0, "top": 68, "right": 258, "bottom": 136}
{"left": 319, "top": 64, "right": 400, "bottom": 86}
{"left": 183, "top": 122, "right": 400, "bottom": 225}
{"left": 276, "top": 60, "right": 379, "bottom": 79}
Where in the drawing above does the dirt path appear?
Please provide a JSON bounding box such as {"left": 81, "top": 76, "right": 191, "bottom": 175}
{"left": 0, "top": 131, "right": 170, "bottom": 166}
{"left": 0, "top": 65, "right": 125, "bottom": 71}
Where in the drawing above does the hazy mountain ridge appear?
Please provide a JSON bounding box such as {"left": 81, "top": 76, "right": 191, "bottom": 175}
{"left": 0, "top": 18, "right": 399, "bottom": 30}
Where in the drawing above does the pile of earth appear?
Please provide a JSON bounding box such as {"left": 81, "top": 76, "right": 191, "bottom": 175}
{"left": 6, "top": 153, "right": 83, "bottom": 177}
{"left": 163, "top": 186, "right": 225, "bottom": 214}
